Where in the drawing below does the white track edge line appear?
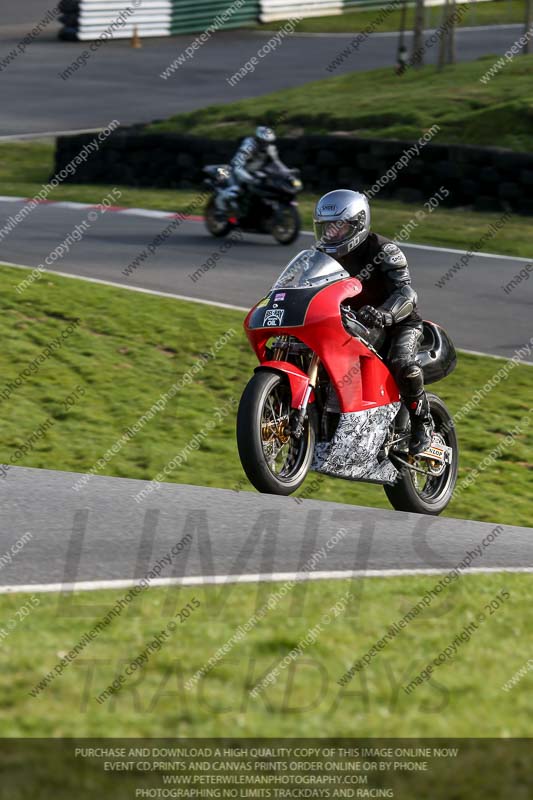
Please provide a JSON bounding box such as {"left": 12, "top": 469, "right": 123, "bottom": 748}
{"left": 1, "top": 566, "right": 532, "bottom": 594}
{"left": 458, "top": 347, "right": 531, "bottom": 363}
{"left": 0, "top": 128, "right": 106, "bottom": 141}
{"left": 119, "top": 208, "right": 177, "bottom": 218}
{"left": 2, "top": 260, "right": 532, "bottom": 364}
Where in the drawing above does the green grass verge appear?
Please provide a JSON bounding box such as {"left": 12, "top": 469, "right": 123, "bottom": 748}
{"left": 1, "top": 263, "right": 531, "bottom": 527}
{"left": 2, "top": 574, "right": 530, "bottom": 738}
{"left": 257, "top": 0, "right": 526, "bottom": 33}
{"left": 148, "top": 55, "right": 533, "bottom": 152}
{"left": 1, "top": 141, "right": 532, "bottom": 259}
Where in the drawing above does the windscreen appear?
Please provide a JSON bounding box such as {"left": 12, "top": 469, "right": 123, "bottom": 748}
{"left": 272, "top": 249, "right": 349, "bottom": 290}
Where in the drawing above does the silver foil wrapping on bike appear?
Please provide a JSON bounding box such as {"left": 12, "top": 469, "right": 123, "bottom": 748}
{"left": 312, "top": 403, "right": 401, "bottom": 484}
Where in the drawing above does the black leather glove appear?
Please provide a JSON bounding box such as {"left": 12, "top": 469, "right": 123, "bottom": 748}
{"left": 358, "top": 305, "right": 393, "bottom": 329}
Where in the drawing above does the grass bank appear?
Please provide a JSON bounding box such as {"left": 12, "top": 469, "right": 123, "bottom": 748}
{"left": 2, "top": 573, "right": 530, "bottom": 738}
{"left": 148, "top": 55, "right": 533, "bottom": 152}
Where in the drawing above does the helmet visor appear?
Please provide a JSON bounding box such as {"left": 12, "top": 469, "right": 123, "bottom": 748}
{"left": 314, "top": 211, "right": 366, "bottom": 248}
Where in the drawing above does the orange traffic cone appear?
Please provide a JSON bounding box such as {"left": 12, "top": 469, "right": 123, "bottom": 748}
{"left": 131, "top": 25, "right": 142, "bottom": 48}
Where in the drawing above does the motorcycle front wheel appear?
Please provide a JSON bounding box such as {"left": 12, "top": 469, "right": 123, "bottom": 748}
{"left": 237, "top": 370, "right": 315, "bottom": 495}
{"left": 384, "top": 393, "right": 458, "bottom": 515}
{"left": 204, "top": 196, "right": 232, "bottom": 238}
{"left": 271, "top": 205, "right": 301, "bottom": 245}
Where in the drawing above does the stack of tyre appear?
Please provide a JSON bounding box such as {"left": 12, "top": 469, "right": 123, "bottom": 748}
{"left": 258, "top": 0, "right": 344, "bottom": 22}
{"left": 58, "top": 0, "right": 174, "bottom": 40}
{"left": 58, "top": 0, "right": 259, "bottom": 40}
{"left": 170, "top": 0, "right": 260, "bottom": 35}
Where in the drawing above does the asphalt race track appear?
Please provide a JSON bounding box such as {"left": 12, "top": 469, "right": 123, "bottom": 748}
{"left": 1, "top": 199, "right": 531, "bottom": 361}
{"left": 0, "top": 21, "right": 526, "bottom": 135}
{"left": 0, "top": 466, "right": 531, "bottom": 591}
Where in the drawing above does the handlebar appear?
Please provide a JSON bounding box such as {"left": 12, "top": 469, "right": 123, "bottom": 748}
{"left": 341, "top": 305, "right": 386, "bottom": 353}
{"left": 341, "top": 304, "right": 365, "bottom": 332}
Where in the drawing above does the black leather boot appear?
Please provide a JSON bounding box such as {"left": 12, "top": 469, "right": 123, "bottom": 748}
{"left": 407, "top": 393, "right": 434, "bottom": 455}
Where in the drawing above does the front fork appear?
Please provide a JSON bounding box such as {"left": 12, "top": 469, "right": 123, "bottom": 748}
{"left": 292, "top": 353, "right": 320, "bottom": 438}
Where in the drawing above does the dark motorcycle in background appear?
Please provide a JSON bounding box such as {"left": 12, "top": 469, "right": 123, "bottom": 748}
{"left": 203, "top": 164, "right": 303, "bottom": 245}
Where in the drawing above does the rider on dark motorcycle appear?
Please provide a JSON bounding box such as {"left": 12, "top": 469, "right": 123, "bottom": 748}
{"left": 313, "top": 189, "right": 434, "bottom": 456}
{"left": 216, "top": 126, "right": 287, "bottom": 212}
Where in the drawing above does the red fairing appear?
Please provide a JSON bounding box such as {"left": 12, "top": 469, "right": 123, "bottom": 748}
{"left": 244, "top": 277, "right": 400, "bottom": 413}
{"left": 255, "top": 360, "right": 314, "bottom": 408}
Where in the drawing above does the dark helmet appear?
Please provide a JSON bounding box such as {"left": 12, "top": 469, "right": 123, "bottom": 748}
{"left": 314, "top": 189, "right": 371, "bottom": 258}
{"left": 255, "top": 125, "right": 276, "bottom": 149}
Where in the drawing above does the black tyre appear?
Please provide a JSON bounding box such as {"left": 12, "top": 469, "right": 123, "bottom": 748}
{"left": 204, "top": 196, "right": 232, "bottom": 238}
{"left": 384, "top": 393, "right": 458, "bottom": 515}
{"left": 272, "top": 205, "right": 300, "bottom": 245}
{"left": 59, "top": 0, "right": 79, "bottom": 11}
{"left": 237, "top": 370, "right": 315, "bottom": 495}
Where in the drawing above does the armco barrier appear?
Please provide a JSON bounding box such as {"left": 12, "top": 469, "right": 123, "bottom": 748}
{"left": 59, "top": 0, "right": 259, "bottom": 40}
{"left": 54, "top": 129, "right": 533, "bottom": 215}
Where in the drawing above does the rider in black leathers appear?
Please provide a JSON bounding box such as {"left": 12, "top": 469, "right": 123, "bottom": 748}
{"left": 217, "top": 126, "right": 286, "bottom": 211}
{"left": 313, "top": 189, "right": 434, "bottom": 456}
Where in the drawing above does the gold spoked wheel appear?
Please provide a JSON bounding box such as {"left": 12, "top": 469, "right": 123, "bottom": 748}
{"left": 262, "top": 416, "right": 291, "bottom": 446}
{"left": 237, "top": 371, "right": 315, "bottom": 495}
{"left": 260, "top": 386, "right": 296, "bottom": 474}
{"left": 385, "top": 393, "right": 458, "bottom": 515}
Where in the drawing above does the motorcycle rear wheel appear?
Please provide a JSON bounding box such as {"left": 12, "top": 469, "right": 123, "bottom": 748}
{"left": 384, "top": 393, "right": 458, "bottom": 515}
{"left": 237, "top": 370, "right": 315, "bottom": 495}
{"left": 272, "top": 205, "right": 301, "bottom": 245}
{"left": 205, "top": 196, "right": 232, "bottom": 238}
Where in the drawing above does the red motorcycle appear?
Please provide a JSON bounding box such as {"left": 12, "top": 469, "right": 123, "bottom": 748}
{"left": 237, "top": 249, "right": 458, "bottom": 515}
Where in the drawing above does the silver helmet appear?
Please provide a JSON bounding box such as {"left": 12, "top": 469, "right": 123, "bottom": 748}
{"left": 255, "top": 126, "right": 276, "bottom": 148}
{"left": 314, "top": 189, "right": 371, "bottom": 258}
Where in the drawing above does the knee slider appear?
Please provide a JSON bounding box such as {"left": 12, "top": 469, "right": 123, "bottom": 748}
{"left": 399, "top": 362, "right": 424, "bottom": 395}
{"left": 403, "top": 363, "right": 423, "bottom": 381}
{"left": 389, "top": 359, "right": 419, "bottom": 378}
